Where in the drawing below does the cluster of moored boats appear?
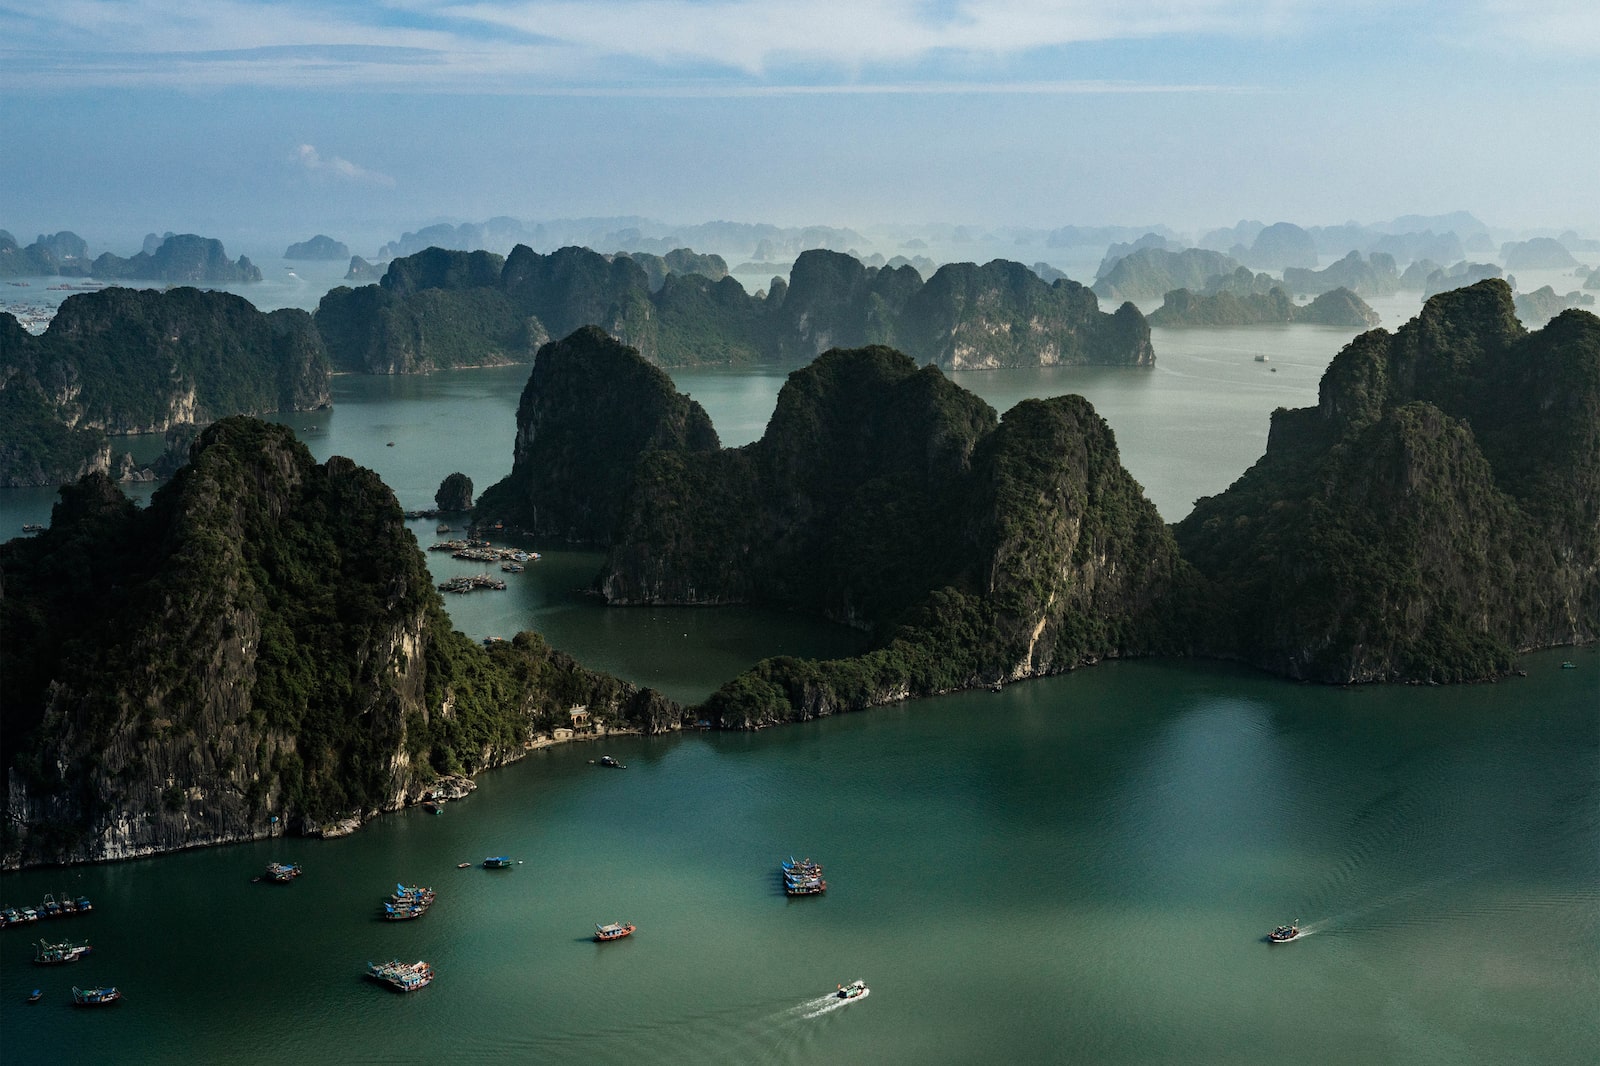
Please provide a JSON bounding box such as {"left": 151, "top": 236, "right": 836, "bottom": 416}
{"left": 366, "top": 958, "right": 435, "bottom": 993}
{"left": 782, "top": 856, "right": 827, "bottom": 896}
{"left": 424, "top": 538, "right": 537, "bottom": 591}
{"left": 384, "top": 883, "right": 435, "bottom": 921}
{"left": 8, "top": 895, "right": 115, "bottom": 1006}
{"left": 1, "top": 893, "right": 94, "bottom": 927}
{"left": 437, "top": 573, "right": 508, "bottom": 593}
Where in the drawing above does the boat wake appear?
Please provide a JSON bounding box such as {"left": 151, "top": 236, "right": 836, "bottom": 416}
{"left": 1296, "top": 860, "right": 1500, "bottom": 939}
{"left": 791, "top": 987, "right": 869, "bottom": 1019}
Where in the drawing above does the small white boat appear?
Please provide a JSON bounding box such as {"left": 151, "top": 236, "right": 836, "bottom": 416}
{"left": 835, "top": 979, "right": 869, "bottom": 1000}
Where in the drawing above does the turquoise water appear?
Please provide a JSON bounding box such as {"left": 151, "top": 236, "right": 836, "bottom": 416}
{"left": 2, "top": 301, "right": 1596, "bottom": 1063}
{"left": 1, "top": 651, "right": 1595, "bottom": 1064}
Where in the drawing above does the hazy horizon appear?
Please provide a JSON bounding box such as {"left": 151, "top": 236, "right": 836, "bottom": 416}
{"left": 4, "top": 1, "right": 1598, "bottom": 252}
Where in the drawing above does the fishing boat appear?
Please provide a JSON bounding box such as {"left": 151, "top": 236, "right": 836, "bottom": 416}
{"left": 72, "top": 986, "right": 122, "bottom": 1007}
{"left": 836, "top": 980, "right": 869, "bottom": 1000}
{"left": 782, "top": 855, "right": 827, "bottom": 895}
{"left": 366, "top": 959, "right": 434, "bottom": 993}
{"left": 482, "top": 856, "right": 514, "bottom": 869}
{"left": 34, "top": 939, "right": 92, "bottom": 965}
{"left": 27, "top": 989, "right": 42, "bottom": 1003}
{"left": 262, "top": 862, "right": 302, "bottom": 882}
{"left": 594, "top": 922, "right": 635, "bottom": 942}
{"left": 385, "top": 883, "right": 434, "bottom": 918}
{"left": 598, "top": 755, "right": 624, "bottom": 768}
{"left": 1267, "top": 921, "right": 1301, "bottom": 943}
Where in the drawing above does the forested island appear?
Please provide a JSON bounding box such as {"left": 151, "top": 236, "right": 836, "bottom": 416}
{"left": 2, "top": 281, "right": 1595, "bottom": 866}
{"left": 314, "top": 245, "right": 1152, "bottom": 373}
{"left": 285, "top": 235, "right": 350, "bottom": 260}
{"left": 474, "top": 280, "right": 1594, "bottom": 726}
{"left": 0, "top": 419, "right": 676, "bottom": 867}
{"left": 0, "top": 231, "right": 260, "bottom": 282}
{"left": 0, "top": 287, "right": 329, "bottom": 487}
{"left": 1148, "top": 286, "right": 1379, "bottom": 328}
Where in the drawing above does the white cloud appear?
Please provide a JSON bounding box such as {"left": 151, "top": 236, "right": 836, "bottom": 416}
{"left": 1472, "top": 0, "right": 1600, "bottom": 57}
{"left": 294, "top": 144, "right": 396, "bottom": 187}
{"left": 0, "top": 0, "right": 1299, "bottom": 89}
{"left": 432, "top": 0, "right": 1290, "bottom": 73}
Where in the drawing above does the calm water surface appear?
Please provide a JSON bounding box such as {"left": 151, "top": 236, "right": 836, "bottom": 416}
{"left": 1, "top": 652, "right": 1594, "bottom": 1064}
{"left": 2, "top": 286, "right": 1596, "bottom": 1063}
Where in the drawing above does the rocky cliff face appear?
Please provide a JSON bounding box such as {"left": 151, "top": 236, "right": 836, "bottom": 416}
{"left": 1176, "top": 281, "right": 1599, "bottom": 682}
{"left": 529, "top": 341, "right": 1194, "bottom": 727}
{"left": 1, "top": 418, "right": 678, "bottom": 867}
{"left": 0, "top": 230, "right": 92, "bottom": 277}
{"left": 1148, "top": 286, "right": 1378, "bottom": 329}
{"left": 1283, "top": 251, "right": 1401, "bottom": 298}
{"left": 473, "top": 327, "right": 721, "bottom": 542}
{"left": 0, "top": 288, "right": 331, "bottom": 486}
{"left": 284, "top": 235, "right": 351, "bottom": 261}
{"left": 602, "top": 345, "right": 999, "bottom": 622}
{"left": 90, "top": 234, "right": 261, "bottom": 283}
{"left": 1092, "top": 247, "right": 1241, "bottom": 304}
{"left": 693, "top": 385, "right": 1195, "bottom": 728}
{"left": 902, "top": 259, "right": 1153, "bottom": 369}
{"left": 319, "top": 245, "right": 1154, "bottom": 373}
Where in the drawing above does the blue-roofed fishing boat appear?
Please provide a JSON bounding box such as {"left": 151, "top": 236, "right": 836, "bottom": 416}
{"left": 72, "top": 985, "right": 121, "bottom": 1007}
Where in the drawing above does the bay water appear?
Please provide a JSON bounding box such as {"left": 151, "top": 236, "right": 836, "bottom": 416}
{"left": 0, "top": 653, "right": 1593, "bottom": 1063}
{"left": 2, "top": 281, "right": 1597, "bottom": 1062}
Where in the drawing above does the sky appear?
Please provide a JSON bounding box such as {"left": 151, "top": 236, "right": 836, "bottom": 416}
{"left": 3, "top": 0, "right": 1598, "bottom": 255}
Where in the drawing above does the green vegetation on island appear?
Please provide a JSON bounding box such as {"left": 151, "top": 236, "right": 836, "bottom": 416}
{"left": 316, "top": 245, "right": 1153, "bottom": 374}
{"left": 1176, "top": 280, "right": 1598, "bottom": 682}
{"left": 284, "top": 235, "right": 351, "bottom": 260}
{"left": 1513, "top": 285, "right": 1596, "bottom": 325}
{"left": 1148, "top": 286, "right": 1379, "bottom": 329}
{"left": 0, "top": 419, "right": 676, "bottom": 867}
{"left": 5, "top": 280, "right": 1595, "bottom": 866}
{"left": 476, "top": 333, "right": 1197, "bottom": 727}
{"left": 1282, "top": 251, "right": 1401, "bottom": 298}
{"left": 1092, "top": 247, "right": 1242, "bottom": 304}
{"left": 0, "top": 286, "right": 330, "bottom": 487}
{"left": 91, "top": 234, "right": 261, "bottom": 283}
{"left": 0, "top": 230, "right": 92, "bottom": 277}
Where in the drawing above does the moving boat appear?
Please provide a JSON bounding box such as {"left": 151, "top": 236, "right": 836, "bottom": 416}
{"left": 1267, "top": 921, "right": 1301, "bottom": 943}
{"left": 836, "top": 980, "right": 869, "bottom": 1000}
{"left": 72, "top": 986, "right": 122, "bottom": 1007}
{"left": 594, "top": 922, "right": 635, "bottom": 942}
